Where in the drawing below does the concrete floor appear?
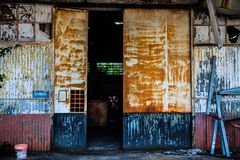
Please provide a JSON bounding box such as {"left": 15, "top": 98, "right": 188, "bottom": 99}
{"left": 1, "top": 150, "right": 232, "bottom": 160}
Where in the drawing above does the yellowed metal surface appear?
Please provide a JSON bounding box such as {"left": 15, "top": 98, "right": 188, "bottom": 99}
{"left": 123, "top": 9, "right": 190, "bottom": 113}
{"left": 54, "top": 8, "right": 88, "bottom": 113}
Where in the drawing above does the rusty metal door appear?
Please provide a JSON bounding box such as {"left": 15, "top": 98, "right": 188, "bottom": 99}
{"left": 123, "top": 9, "right": 191, "bottom": 148}
{"left": 53, "top": 8, "right": 88, "bottom": 149}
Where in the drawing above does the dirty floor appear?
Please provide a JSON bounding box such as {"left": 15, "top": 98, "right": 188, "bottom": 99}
{"left": 1, "top": 149, "right": 234, "bottom": 160}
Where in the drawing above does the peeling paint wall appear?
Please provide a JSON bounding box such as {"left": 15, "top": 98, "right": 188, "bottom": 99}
{"left": 123, "top": 9, "right": 190, "bottom": 113}
{"left": 123, "top": 113, "right": 191, "bottom": 148}
{"left": 194, "top": 47, "right": 240, "bottom": 119}
{"left": 0, "top": 4, "right": 52, "bottom": 42}
{"left": 193, "top": 10, "right": 240, "bottom": 117}
{"left": 193, "top": 9, "right": 240, "bottom": 150}
{"left": 0, "top": 45, "right": 54, "bottom": 114}
{"left": 54, "top": 8, "right": 88, "bottom": 113}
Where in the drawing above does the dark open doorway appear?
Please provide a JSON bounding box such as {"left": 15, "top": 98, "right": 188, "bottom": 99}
{"left": 87, "top": 11, "right": 123, "bottom": 150}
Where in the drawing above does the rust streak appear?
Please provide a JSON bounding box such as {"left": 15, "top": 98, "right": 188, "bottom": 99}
{"left": 123, "top": 9, "right": 190, "bottom": 113}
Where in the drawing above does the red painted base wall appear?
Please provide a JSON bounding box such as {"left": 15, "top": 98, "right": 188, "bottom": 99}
{"left": 0, "top": 114, "right": 51, "bottom": 151}
{"left": 195, "top": 113, "right": 240, "bottom": 150}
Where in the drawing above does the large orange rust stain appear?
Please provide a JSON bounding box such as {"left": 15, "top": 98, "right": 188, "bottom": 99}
{"left": 55, "top": 8, "right": 88, "bottom": 89}
{"left": 123, "top": 9, "right": 190, "bottom": 113}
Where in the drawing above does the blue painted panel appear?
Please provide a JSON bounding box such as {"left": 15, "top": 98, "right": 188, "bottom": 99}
{"left": 53, "top": 113, "right": 86, "bottom": 149}
{"left": 32, "top": 90, "right": 49, "bottom": 99}
{"left": 123, "top": 113, "right": 191, "bottom": 149}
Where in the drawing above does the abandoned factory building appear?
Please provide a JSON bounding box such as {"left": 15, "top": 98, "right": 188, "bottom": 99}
{"left": 0, "top": 0, "right": 240, "bottom": 157}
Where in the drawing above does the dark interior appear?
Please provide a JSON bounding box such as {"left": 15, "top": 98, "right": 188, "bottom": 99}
{"left": 87, "top": 11, "right": 123, "bottom": 150}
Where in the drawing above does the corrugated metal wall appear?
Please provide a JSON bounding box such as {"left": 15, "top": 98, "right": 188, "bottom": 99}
{"left": 0, "top": 4, "right": 53, "bottom": 151}
{"left": 54, "top": 8, "right": 88, "bottom": 113}
{"left": 0, "top": 114, "right": 51, "bottom": 151}
{"left": 53, "top": 113, "right": 86, "bottom": 149}
{"left": 194, "top": 47, "right": 240, "bottom": 116}
{"left": 123, "top": 9, "right": 190, "bottom": 113}
{"left": 0, "top": 44, "right": 53, "bottom": 114}
{"left": 193, "top": 9, "right": 240, "bottom": 150}
{"left": 53, "top": 8, "right": 88, "bottom": 149}
{"left": 123, "top": 113, "right": 191, "bottom": 149}
{"left": 123, "top": 9, "right": 191, "bottom": 149}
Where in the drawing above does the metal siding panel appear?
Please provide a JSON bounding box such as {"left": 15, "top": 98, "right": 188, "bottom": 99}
{"left": 0, "top": 115, "right": 23, "bottom": 145}
{"left": 194, "top": 47, "right": 240, "bottom": 120}
{"left": 194, "top": 113, "right": 207, "bottom": 149}
{"left": 123, "top": 113, "right": 191, "bottom": 149}
{"left": 0, "top": 45, "right": 53, "bottom": 114}
{"left": 22, "top": 114, "right": 51, "bottom": 151}
{"left": 0, "top": 114, "right": 50, "bottom": 151}
{"left": 195, "top": 113, "right": 239, "bottom": 149}
{"left": 235, "top": 125, "right": 240, "bottom": 148}
{"left": 123, "top": 9, "right": 190, "bottom": 113}
{"left": 54, "top": 8, "right": 88, "bottom": 113}
{"left": 53, "top": 113, "right": 86, "bottom": 149}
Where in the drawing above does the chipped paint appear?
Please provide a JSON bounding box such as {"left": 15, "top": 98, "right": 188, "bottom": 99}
{"left": 123, "top": 113, "right": 191, "bottom": 148}
{"left": 193, "top": 11, "right": 209, "bottom": 25}
{"left": 53, "top": 113, "right": 86, "bottom": 149}
{"left": 54, "top": 8, "right": 88, "bottom": 113}
{"left": 194, "top": 47, "right": 240, "bottom": 120}
{"left": 123, "top": 9, "right": 190, "bottom": 113}
{"left": 0, "top": 45, "right": 53, "bottom": 114}
{"left": 0, "top": 23, "right": 17, "bottom": 41}
{"left": 18, "top": 4, "right": 34, "bottom": 22}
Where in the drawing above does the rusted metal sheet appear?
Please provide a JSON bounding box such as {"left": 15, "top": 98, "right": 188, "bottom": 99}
{"left": 0, "top": 114, "right": 51, "bottom": 151}
{"left": 0, "top": 23, "right": 17, "bottom": 41}
{"left": 0, "top": 114, "right": 23, "bottom": 145}
{"left": 194, "top": 47, "right": 240, "bottom": 119}
{"left": 0, "top": 45, "right": 53, "bottom": 114}
{"left": 123, "top": 9, "right": 190, "bottom": 113}
{"left": 53, "top": 113, "right": 86, "bottom": 149}
{"left": 54, "top": 8, "right": 88, "bottom": 113}
{"left": 194, "top": 113, "right": 240, "bottom": 149}
{"left": 123, "top": 113, "right": 191, "bottom": 149}
{"left": 18, "top": 4, "right": 34, "bottom": 22}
